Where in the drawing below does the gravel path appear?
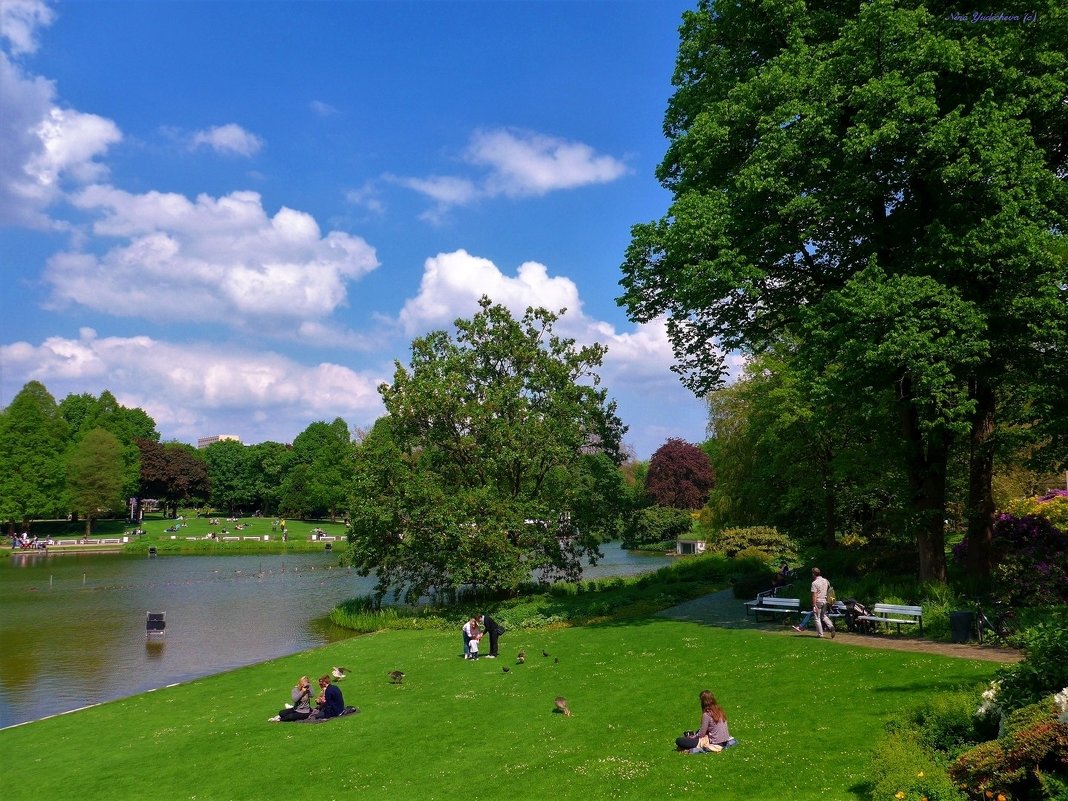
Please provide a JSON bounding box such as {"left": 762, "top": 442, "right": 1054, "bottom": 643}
{"left": 657, "top": 589, "right": 1023, "bottom": 664}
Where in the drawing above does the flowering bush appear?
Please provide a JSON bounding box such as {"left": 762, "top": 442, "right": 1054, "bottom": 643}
{"left": 949, "top": 698, "right": 1068, "bottom": 801}
{"left": 1002, "top": 491, "right": 1068, "bottom": 534}
{"left": 995, "top": 614, "right": 1068, "bottom": 713}
{"left": 986, "top": 514, "right": 1067, "bottom": 606}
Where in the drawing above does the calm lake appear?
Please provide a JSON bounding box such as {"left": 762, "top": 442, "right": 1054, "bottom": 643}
{"left": 0, "top": 542, "right": 671, "bottom": 729}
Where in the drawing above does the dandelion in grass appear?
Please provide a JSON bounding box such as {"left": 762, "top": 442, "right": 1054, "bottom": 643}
{"left": 896, "top": 792, "right": 905, "bottom": 799}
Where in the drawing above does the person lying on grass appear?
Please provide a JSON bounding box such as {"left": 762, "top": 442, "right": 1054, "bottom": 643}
{"left": 676, "top": 690, "right": 734, "bottom": 753}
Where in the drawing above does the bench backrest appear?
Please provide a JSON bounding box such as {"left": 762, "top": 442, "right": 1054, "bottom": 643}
{"left": 872, "top": 603, "right": 923, "bottom": 616}
{"left": 760, "top": 597, "right": 800, "bottom": 609}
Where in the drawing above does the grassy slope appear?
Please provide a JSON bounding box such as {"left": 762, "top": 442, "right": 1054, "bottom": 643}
{"left": 0, "top": 619, "right": 994, "bottom": 801}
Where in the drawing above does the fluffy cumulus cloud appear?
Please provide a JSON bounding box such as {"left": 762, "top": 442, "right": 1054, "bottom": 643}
{"left": 0, "top": 330, "right": 386, "bottom": 442}
{"left": 394, "top": 128, "right": 628, "bottom": 219}
{"left": 45, "top": 186, "right": 379, "bottom": 331}
{"left": 189, "top": 123, "right": 264, "bottom": 157}
{"left": 0, "top": 0, "right": 54, "bottom": 55}
{"left": 466, "top": 128, "right": 629, "bottom": 197}
{"left": 0, "top": 51, "right": 121, "bottom": 227}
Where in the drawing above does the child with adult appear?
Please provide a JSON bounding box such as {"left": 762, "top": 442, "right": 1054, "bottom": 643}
{"left": 676, "top": 690, "right": 736, "bottom": 753}
{"left": 462, "top": 616, "right": 481, "bottom": 660}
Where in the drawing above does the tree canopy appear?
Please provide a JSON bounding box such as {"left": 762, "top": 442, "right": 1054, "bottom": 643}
{"left": 346, "top": 297, "right": 627, "bottom": 601}
{"left": 645, "top": 437, "right": 714, "bottom": 509}
{"left": 66, "top": 428, "right": 125, "bottom": 536}
{"left": 620, "top": 0, "right": 1068, "bottom": 581}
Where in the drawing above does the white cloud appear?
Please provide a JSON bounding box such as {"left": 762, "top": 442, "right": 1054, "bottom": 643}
{"left": 0, "top": 0, "right": 54, "bottom": 55}
{"left": 394, "top": 128, "right": 629, "bottom": 219}
{"left": 398, "top": 249, "right": 582, "bottom": 335}
{"left": 46, "top": 186, "right": 379, "bottom": 332}
{"left": 0, "top": 52, "right": 121, "bottom": 227}
{"left": 0, "top": 330, "right": 387, "bottom": 443}
{"left": 190, "top": 123, "right": 263, "bottom": 157}
{"left": 344, "top": 180, "right": 385, "bottom": 215}
{"left": 309, "top": 100, "right": 338, "bottom": 117}
{"left": 466, "top": 128, "right": 629, "bottom": 197}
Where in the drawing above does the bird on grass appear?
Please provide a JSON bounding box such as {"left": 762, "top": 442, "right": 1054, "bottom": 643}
{"left": 553, "top": 697, "right": 572, "bottom": 717}
{"left": 554, "top": 657, "right": 559, "bottom": 664}
{"left": 516, "top": 651, "right": 526, "bottom": 665}
{"left": 332, "top": 666, "right": 350, "bottom": 680}
{"left": 542, "top": 650, "right": 550, "bottom": 658}
{"left": 387, "top": 670, "right": 405, "bottom": 684}
{"left": 502, "top": 667, "right": 510, "bottom": 673}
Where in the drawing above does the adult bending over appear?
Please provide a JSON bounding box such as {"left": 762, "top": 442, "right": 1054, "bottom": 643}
{"left": 676, "top": 690, "right": 732, "bottom": 752}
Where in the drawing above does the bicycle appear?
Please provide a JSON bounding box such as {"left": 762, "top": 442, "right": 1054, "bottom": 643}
{"left": 973, "top": 599, "right": 1017, "bottom": 645}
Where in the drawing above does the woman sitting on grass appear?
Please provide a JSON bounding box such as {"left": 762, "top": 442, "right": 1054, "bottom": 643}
{"left": 676, "top": 690, "right": 733, "bottom": 753}
{"left": 272, "top": 675, "right": 312, "bottom": 722}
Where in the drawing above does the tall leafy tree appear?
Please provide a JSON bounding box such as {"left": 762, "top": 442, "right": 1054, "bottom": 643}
{"left": 645, "top": 437, "right": 715, "bottom": 510}
{"left": 347, "top": 297, "right": 626, "bottom": 601}
{"left": 620, "top": 0, "right": 1067, "bottom": 581}
{"left": 203, "top": 438, "right": 253, "bottom": 515}
{"left": 59, "top": 391, "right": 158, "bottom": 503}
{"left": 282, "top": 418, "right": 354, "bottom": 521}
{"left": 136, "top": 439, "right": 210, "bottom": 517}
{"left": 66, "top": 428, "right": 125, "bottom": 537}
{"left": 0, "top": 381, "right": 70, "bottom": 533}
{"left": 246, "top": 441, "right": 294, "bottom": 515}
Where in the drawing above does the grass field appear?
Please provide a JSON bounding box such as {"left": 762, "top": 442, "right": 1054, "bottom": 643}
{"left": 0, "top": 615, "right": 996, "bottom": 801}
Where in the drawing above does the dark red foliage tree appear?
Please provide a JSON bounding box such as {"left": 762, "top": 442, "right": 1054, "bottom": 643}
{"left": 136, "top": 438, "right": 211, "bottom": 517}
{"left": 645, "top": 438, "right": 714, "bottom": 509}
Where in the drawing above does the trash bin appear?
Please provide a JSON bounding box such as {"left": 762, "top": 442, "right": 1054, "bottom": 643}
{"left": 950, "top": 611, "right": 974, "bottom": 643}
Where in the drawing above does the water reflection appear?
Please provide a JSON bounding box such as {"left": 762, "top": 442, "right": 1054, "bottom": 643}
{"left": 0, "top": 542, "right": 671, "bottom": 729}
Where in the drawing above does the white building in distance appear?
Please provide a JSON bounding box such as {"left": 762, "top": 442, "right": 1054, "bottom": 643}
{"left": 197, "top": 434, "right": 242, "bottom": 449}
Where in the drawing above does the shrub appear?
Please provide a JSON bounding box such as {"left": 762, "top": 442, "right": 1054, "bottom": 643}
{"left": 870, "top": 730, "right": 966, "bottom": 801}
{"left": 621, "top": 505, "right": 694, "bottom": 549}
{"left": 713, "top": 526, "right": 798, "bottom": 562}
{"left": 949, "top": 699, "right": 1068, "bottom": 801}
{"left": 996, "top": 613, "right": 1068, "bottom": 713}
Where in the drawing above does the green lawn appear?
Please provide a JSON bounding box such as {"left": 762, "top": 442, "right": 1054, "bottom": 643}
{"left": 0, "top": 617, "right": 995, "bottom": 801}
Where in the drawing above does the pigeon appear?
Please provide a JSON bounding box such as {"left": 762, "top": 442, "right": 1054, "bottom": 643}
{"left": 332, "top": 666, "right": 350, "bottom": 680}
{"left": 502, "top": 666, "right": 510, "bottom": 673}
{"left": 542, "top": 650, "right": 550, "bottom": 658}
{"left": 553, "top": 697, "right": 572, "bottom": 717}
{"left": 554, "top": 657, "right": 559, "bottom": 664}
{"left": 516, "top": 651, "right": 526, "bottom": 665}
{"left": 387, "top": 670, "right": 405, "bottom": 684}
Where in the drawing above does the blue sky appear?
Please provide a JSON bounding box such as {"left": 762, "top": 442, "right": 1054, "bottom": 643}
{"left": 1, "top": 0, "right": 727, "bottom": 458}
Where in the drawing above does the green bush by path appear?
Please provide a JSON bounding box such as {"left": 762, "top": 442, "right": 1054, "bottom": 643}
{"left": 0, "top": 618, "right": 996, "bottom": 801}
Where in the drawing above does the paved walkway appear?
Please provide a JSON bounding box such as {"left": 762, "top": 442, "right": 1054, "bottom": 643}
{"left": 657, "top": 589, "right": 1022, "bottom": 664}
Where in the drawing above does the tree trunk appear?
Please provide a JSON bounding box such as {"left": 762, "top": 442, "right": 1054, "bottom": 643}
{"left": 84, "top": 516, "right": 92, "bottom": 538}
{"left": 965, "top": 379, "right": 997, "bottom": 577}
{"left": 897, "top": 377, "right": 949, "bottom": 583}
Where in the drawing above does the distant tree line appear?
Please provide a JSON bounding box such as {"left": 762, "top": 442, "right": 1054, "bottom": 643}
{"left": 0, "top": 381, "right": 360, "bottom": 534}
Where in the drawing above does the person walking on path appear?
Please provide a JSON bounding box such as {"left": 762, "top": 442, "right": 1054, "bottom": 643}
{"left": 810, "top": 567, "right": 835, "bottom": 639}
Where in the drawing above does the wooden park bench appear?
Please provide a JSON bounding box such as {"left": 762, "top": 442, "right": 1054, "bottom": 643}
{"left": 854, "top": 603, "right": 924, "bottom": 635}
{"left": 751, "top": 596, "right": 800, "bottom": 623}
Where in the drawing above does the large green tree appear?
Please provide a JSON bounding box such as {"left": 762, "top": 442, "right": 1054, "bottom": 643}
{"left": 203, "top": 438, "right": 253, "bottom": 515}
{"left": 136, "top": 439, "right": 210, "bottom": 517}
{"left": 347, "top": 297, "right": 627, "bottom": 601}
{"left": 620, "top": 0, "right": 1067, "bottom": 581}
{"left": 66, "top": 428, "right": 125, "bottom": 537}
{"left": 281, "top": 418, "right": 354, "bottom": 521}
{"left": 0, "top": 381, "right": 70, "bottom": 533}
{"left": 60, "top": 390, "right": 158, "bottom": 508}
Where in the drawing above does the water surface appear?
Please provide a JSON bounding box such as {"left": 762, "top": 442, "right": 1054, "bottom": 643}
{"left": 0, "top": 542, "right": 671, "bottom": 729}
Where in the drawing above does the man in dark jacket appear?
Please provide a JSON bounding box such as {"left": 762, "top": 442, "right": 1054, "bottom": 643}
{"left": 481, "top": 613, "right": 505, "bottom": 659}
{"left": 315, "top": 674, "right": 344, "bottom": 718}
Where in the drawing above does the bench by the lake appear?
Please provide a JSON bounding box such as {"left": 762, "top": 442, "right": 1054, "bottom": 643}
{"left": 855, "top": 603, "right": 924, "bottom": 634}
{"left": 751, "top": 596, "right": 800, "bottom": 622}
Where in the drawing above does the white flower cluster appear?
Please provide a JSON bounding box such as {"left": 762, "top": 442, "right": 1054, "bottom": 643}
{"left": 1054, "top": 687, "right": 1068, "bottom": 724}
{"left": 975, "top": 680, "right": 1002, "bottom": 720}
